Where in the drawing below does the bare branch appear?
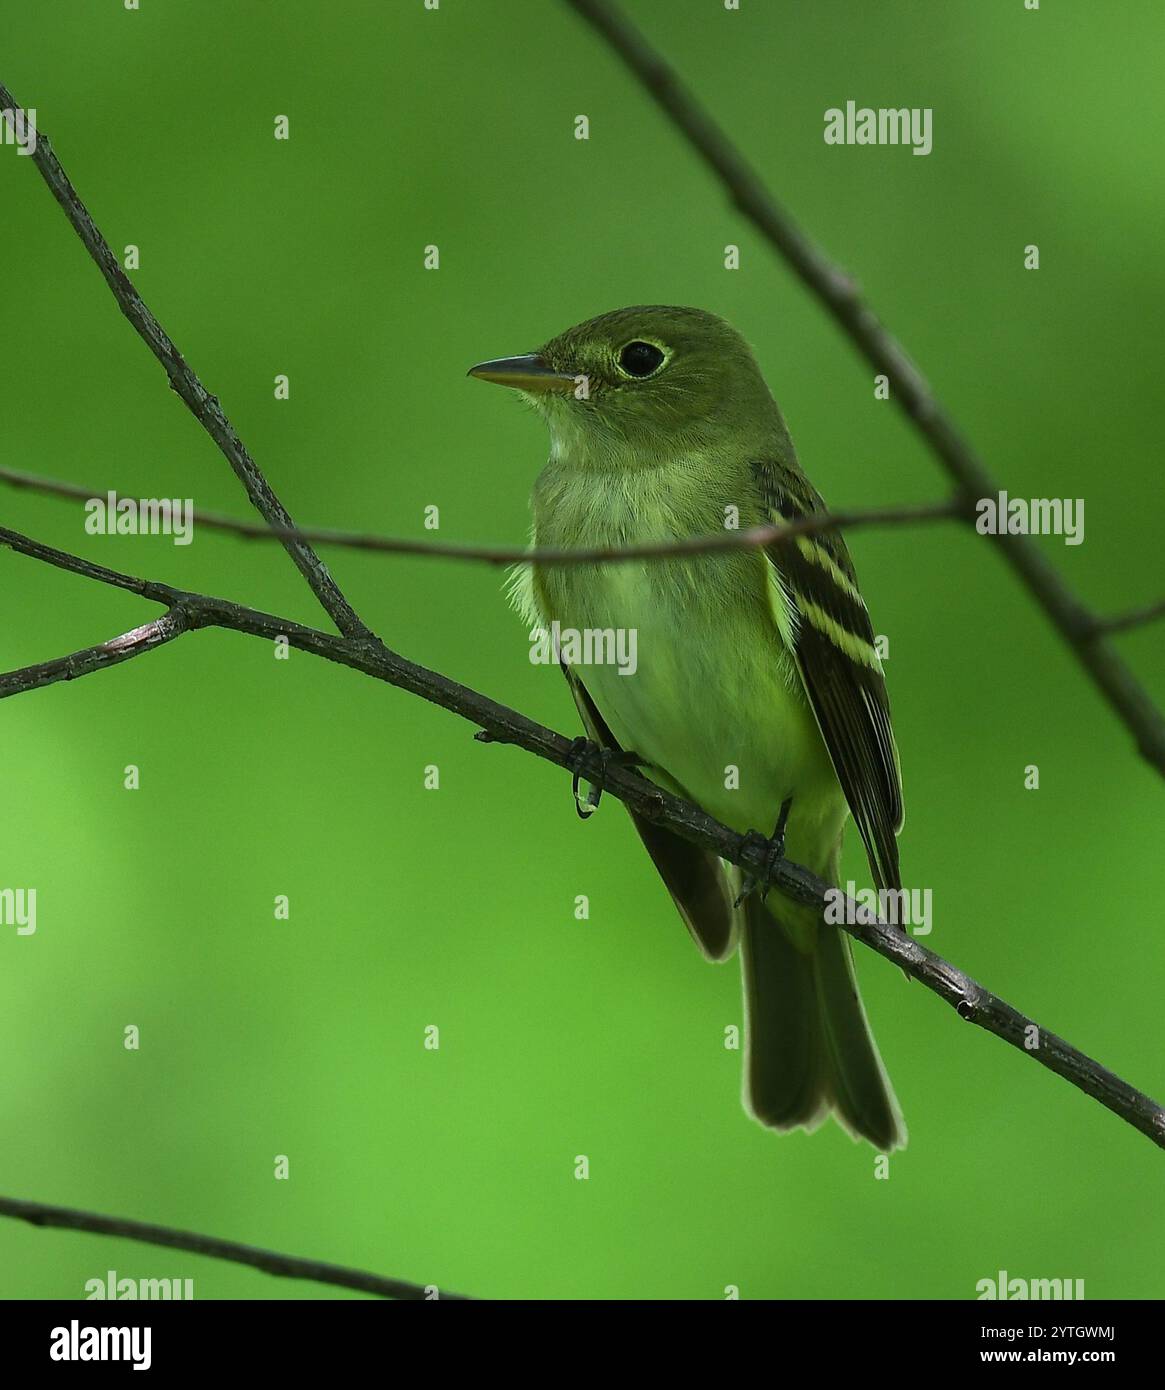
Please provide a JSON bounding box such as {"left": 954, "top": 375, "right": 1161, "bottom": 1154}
{"left": 0, "top": 464, "right": 965, "bottom": 566}
{"left": 1092, "top": 597, "right": 1165, "bottom": 638}
{"left": 562, "top": 0, "right": 1165, "bottom": 779}
{"left": 0, "top": 82, "right": 370, "bottom": 642}
{"left": 0, "top": 525, "right": 175, "bottom": 603}
{"left": 0, "top": 1194, "right": 469, "bottom": 1301}
{"left": 0, "top": 610, "right": 187, "bottom": 699}
{"left": 4, "top": 522, "right": 1163, "bottom": 1151}
{"left": 9, "top": 467, "right": 1159, "bottom": 634}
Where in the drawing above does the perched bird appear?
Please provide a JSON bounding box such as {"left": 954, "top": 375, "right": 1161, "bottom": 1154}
{"left": 470, "top": 306, "right": 906, "bottom": 1150}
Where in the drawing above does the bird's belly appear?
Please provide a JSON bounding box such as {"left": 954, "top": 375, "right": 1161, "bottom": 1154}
{"left": 539, "top": 561, "right": 844, "bottom": 851}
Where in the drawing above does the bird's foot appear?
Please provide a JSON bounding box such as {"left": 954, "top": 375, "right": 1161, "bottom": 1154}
{"left": 566, "top": 738, "right": 645, "bottom": 819}
{"left": 733, "top": 796, "right": 794, "bottom": 908}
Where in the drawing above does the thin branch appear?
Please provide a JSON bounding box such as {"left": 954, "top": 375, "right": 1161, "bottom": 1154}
{"left": 0, "top": 464, "right": 966, "bottom": 565}
{"left": 0, "top": 1194, "right": 469, "bottom": 1301}
{"left": 1092, "top": 596, "right": 1165, "bottom": 638}
{"left": 562, "top": 0, "right": 1165, "bottom": 779}
{"left": 0, "top": 610, "right": 187, "bottom": 699}
{"left": 0, "top": 82, "right": 370, "bottom": 642}
{"left": 4, "top": 522, "right": 1163, "bottom": 1151}
{"left": 8, "top": 466, "right": 1161, "bottom": 636}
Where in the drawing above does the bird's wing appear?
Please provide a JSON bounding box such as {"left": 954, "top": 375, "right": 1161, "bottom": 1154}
{"left": 560, "top": 659, "right": 738, "bottom": 962}
{"left": 750, "top": 461, "right": 904, "bottom": 892}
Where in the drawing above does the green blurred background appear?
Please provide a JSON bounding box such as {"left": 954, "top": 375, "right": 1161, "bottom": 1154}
{"left": 2, "top": 0, "right": 1163, "bottom": 1300}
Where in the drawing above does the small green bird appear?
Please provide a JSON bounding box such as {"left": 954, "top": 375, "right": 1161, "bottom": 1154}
{"left": 470, "top": 306, "right": 906, "bottom": 1150}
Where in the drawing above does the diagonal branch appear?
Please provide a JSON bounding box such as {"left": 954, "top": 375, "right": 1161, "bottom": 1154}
{"left": 562, "top": 0, "right": 1165, "bottom": 779}
{"left": 4, "top": 522, "right": 1163, "bottom": 1151}
{"left": 1092, "top": 597, "right": 1165, "bottom": 639}
{"left": 0, "top": 81, "right": 370, "bottom": 642}
{"left": 0, "top": 610, "right": 187, "bottom": 699}
{"left": 0, "top": 1194, "right": 469, "bottom": 1301}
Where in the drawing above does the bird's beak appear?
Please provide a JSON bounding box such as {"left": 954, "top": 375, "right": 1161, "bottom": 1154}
{"left": 467, "top": 353, "right": 576, "bottom": 394}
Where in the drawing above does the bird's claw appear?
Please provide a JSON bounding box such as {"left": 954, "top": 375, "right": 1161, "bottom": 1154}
{"left": 733, "top": 797, "right": 793, "bottom": 908}
{"left": 566, "top": 738, "right": 645, "bottom": 820}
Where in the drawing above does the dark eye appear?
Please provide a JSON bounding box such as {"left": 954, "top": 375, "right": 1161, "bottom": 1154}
{"left": 618, "top": 340, "right": 665, "bottom": 378}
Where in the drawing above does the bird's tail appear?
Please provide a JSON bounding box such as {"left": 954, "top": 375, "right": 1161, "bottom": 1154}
{"left": 740, "top": 894, "right": 906, "bottom": 1151}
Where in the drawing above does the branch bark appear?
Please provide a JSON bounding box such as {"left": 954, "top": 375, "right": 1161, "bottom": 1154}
{"left": 562, "top": 0, "right": 1165, "bottom": 779}
{"left": 0, "top": 1194, "right": 469, "bottom": 1301}
{"left": 1092, "top": 597, "right": 1165, "bottom": 638}
{"left": 0, "top": 82, "right": 370, "bottom": 642}
{"left": 0, "top": 611, "right": 188, "bottom": 699}
{"left": 5, "top": 521, "right": 1163, "bottom": 1151}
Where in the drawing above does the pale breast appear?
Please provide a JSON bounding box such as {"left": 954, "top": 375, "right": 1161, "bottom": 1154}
{"left": 527, "top": 459, "right": 840, "bottom": 839}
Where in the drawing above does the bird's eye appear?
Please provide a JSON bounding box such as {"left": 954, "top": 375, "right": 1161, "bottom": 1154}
{"left": 618, "top": 341, "right": 666, "bottom": 378}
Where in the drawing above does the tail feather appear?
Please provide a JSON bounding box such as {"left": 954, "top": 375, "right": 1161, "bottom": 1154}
{"left": 812, "top": 919, "right": 906, "bottom": 1150}
{"left": 741, "top": 896, "right": 906, "bottom": 1151}
{"left": 740, "top": 897, "right": 830, "bottom": 1133}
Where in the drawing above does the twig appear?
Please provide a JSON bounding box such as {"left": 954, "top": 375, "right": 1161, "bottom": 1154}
{"left": 7, "top": 464, "right": 1162, "bottom": 634}
{"left": 0, "top": 82, "right": 370, "bottom": 642}
{"left": 4, "top": 522, "right": 1163, "bottom": 1151}
{"left": 0, "top": 464, "right": 965, "bottom": 565}
{"left": 0, "top": 611, "right": 188, "bottom": 699}
{"left": 1092, "top": 597, "right": 1165, "bottom": 638}
{"left": 0, "top": 1194, "right": 469, "bottom": 1301}
{"left": 562, "top": 0, "right": 1165, "bottom": 779}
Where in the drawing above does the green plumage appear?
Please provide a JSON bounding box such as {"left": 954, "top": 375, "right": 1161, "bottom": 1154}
{"left": 476, "top": 305, "right": 906, "bottom": 1150}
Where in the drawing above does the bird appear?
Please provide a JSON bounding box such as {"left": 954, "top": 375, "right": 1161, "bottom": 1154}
{"left": 469, "top": 305, "right": 906, "bottom": 1150}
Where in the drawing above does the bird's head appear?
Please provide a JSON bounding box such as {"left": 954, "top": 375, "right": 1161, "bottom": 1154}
{"left": 469, "top": 305, "right": 779, "bottom": 466}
